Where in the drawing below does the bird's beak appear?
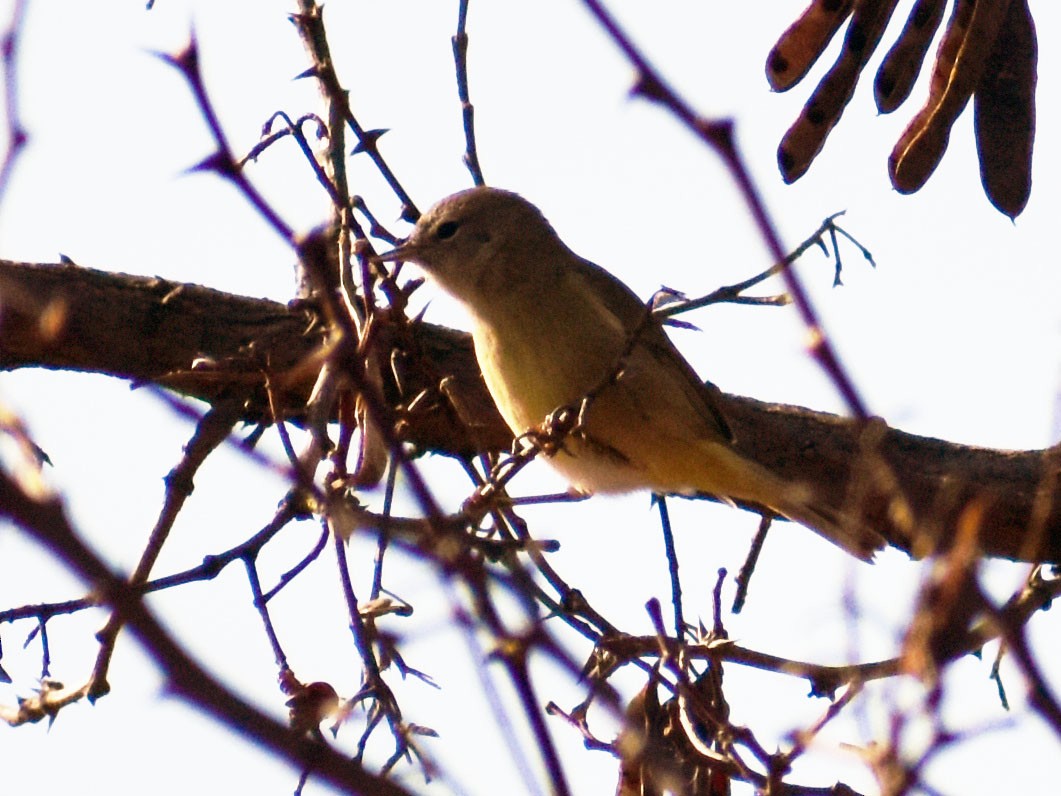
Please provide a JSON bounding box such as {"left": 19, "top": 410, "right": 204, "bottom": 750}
{"left": 371, "top": 239, "right": 415, "bottom": 263}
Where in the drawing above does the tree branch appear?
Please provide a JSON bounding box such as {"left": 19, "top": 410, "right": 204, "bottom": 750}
{"left": 2, "top": 258, "right": 1057, "bottom": 562}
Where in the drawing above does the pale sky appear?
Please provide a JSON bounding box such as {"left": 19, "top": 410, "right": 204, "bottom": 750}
{"left": 1, "top": 2, "right": 1058, "bottom": 795}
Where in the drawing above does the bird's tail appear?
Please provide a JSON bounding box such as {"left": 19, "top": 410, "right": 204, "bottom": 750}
{"left": 764, "top": 479, "right": 884, "bottom": 562}
{"left": 694, "top": 443, "right": 885, "bottom": 562}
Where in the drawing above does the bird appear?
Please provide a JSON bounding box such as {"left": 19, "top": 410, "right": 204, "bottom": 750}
{"left": 375, "top": 186, "right": 883, "bottom": 560}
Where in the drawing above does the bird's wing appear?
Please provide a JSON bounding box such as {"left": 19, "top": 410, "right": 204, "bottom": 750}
{"left": 570, "top": 256, "right": 734, "bottom": 444}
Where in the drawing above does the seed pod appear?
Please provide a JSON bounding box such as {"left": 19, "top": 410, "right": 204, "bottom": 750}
{"left": 874, "top": 0, "right": 947, "bottom": 113}
{"left": 766, "top": 0, "right": 855, "bottom": 92}
{"left": 889, "top": 0, "right": 1012, "bottom": 194}
{"left": 974, "top": 0, "right": 1037, "bottom": 218}
{"left": 778, "top": 0, "right": 899, "bottom": 183}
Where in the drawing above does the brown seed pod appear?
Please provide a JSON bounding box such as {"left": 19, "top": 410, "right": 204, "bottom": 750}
{"left": 974, "top": 0, "right": 1037, "bottom": 218}
{"left": 766, "top": 0, "right": 855, "bottom": 92}
{"left": 874, "top": 0, "right": 947, "bottom": 113}
{"left": 777, "top": 0, "right": 899, "bottom": 183}
{"left": 889, "top": 0, "right": 1012, "bottom": 194}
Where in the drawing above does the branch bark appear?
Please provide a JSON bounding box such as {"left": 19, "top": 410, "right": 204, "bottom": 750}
{"left": 2, "top": 259, "right": 1057, "bottom": 563}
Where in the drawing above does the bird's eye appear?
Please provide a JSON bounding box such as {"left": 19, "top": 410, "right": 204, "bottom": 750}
{"left": 436, "top": 221, "right": 459, "bottom": 240}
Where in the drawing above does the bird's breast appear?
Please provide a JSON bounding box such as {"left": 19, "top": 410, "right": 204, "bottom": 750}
{"left": 470, "top": 295, "right": 626, "bottom": 437}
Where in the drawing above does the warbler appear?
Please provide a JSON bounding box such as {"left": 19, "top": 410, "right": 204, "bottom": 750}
{"left": 377, "top": 187, "right": 882, "bottom": 560}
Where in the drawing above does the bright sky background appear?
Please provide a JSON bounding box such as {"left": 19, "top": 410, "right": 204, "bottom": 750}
{"left": 1, "top": 2, "right": 1059, "bottom": 795}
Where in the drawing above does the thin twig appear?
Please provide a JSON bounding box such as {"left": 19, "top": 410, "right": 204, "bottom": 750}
{"left": 0, "top": 469, "right": 415, "bottom": 796}
{"left": 0, "top": 502, "right": 303, "bottom": 630}
{"left": 579, "top": 0, "right": 868, "bottom": 418}
{"left": 0, "top": 0, "right": 28, "bottom": 210}
{"left": 292, "top": 0, "right": 419, "bottom": 222}
{"left": 654, "top": 495, "right": 685, "bottom": 639}
{"left": 160, "top": 42, "right": 294, "bottom": 244}
{"left": 732, "top": 514, "right": 771, "bottom": 614}
{"left": 88, "top": 397, "right": 244, "bottom": 700}
{"left": 453, "top": 0, "right": 485, "bottom": 186}
{"left": 657, "top": 212, "right": 865, "bottom": 317}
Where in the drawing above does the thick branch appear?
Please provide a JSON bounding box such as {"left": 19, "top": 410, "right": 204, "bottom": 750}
{"left": 1, "top": 259, "right": 1057, "bottom": 562}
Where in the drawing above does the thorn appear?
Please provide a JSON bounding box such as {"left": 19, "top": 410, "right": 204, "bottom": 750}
{"left": 351, "top": 128, "right": 389, "bottom": 155}
{"left": 400, "top": 202, "right": 419, "bottom": 224}
{"left": 696, "top": 116, "right": 735, "bottom": 151}
{"left": 629, "top": 70, "right": 664, "bottom": 102}
{"left": 662, "top": 317, "right": 701, "bottom": 332}
{"left": 188, "top": 151, "right": 237, "bottom": 178}
{"left": 155, "top": 38, "right": 199, "bottom": 79}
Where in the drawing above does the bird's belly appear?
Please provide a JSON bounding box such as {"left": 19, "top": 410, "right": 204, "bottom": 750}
{"left": 547, "top": 440, "right": 651, "bottom": 494}
{"left": 474, "top": 321, "right": 615, "bottom": 431}
{"left": 473, "top": 320, "right": 654, "bottom": 492}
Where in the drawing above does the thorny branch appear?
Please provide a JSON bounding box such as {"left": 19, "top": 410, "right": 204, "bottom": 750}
{"left": 88, "top": 397, "right": 246, "bottom": 701}
{"left": 579, "top": 0, "right": 869, "bottom": 421}
{"left": 1, "top": 4, "right": 1059, "bottom": 796}
{"left": 0, "top": 465, "right": 415, "bottom": 796}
